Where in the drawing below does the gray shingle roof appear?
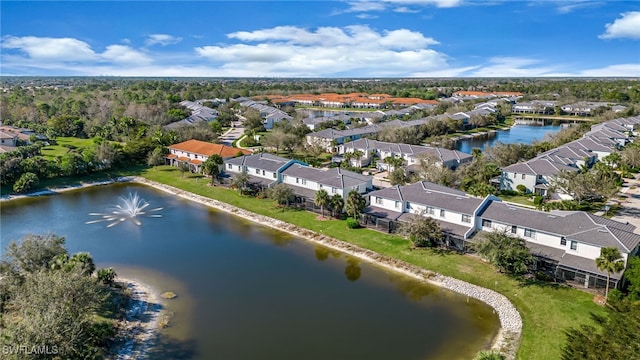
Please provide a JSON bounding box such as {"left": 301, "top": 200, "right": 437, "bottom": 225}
{"left": 226, "top": 153, "right": 292, "bottom": 172}
{"left": 282, "top": 164, "right": 371, "bottom": 189}
{"left": 478, "top": 201, "right": 640, "bottom": 253}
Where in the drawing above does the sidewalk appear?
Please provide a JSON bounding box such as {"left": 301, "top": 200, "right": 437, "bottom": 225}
{"left": 611, "top": 174, "right": 640, "bottom": 232}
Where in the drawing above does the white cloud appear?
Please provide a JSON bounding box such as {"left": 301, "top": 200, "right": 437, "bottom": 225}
{"left": 1, "top": 36, "right": 98, "bottom": 61}
{"left": 101, "top": 45, "right": 152, "bottom": 64}
{"left": 145, "top": 34, "right": 183, "bottom": 46}
{"left": 578, "top": 63, "right": 640, "bottom": 77}
{"left": 468, "top": 57, "right": 569, "bottom": 77}
{"left": 599, "top": 11, "right": 640, "bottom": 40}
{"left": 340, "top": 0, "right": 463, "bottom": 14}
{"left": 192, "top": 25, "right": 446, "bottom": 77}
{"left": 393, "top": 6, "right": 420, "bottom": 13}
{"left": 356, "top": 13, "right": 379, "bottom": 19}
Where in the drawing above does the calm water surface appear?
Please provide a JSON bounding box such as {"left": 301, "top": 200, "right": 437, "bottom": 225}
{"left": 456, "top": 124, "right": 562, "bottom": 153}
{"left": 0, "top": 184, "right": 499, "bottom": 360}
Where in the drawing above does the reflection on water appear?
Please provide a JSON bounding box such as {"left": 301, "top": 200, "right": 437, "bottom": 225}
{"left": 456, "top": 124, "right": 562, "bottom": 153}
{"left": 1, "top": 184, "right": 500, "bottom": 360}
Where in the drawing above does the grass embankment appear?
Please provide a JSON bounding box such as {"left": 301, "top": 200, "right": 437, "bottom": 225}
{"left": 40, "top": 137, "right": 97, "bottom": 159}
{"left": 137, "top": 166, "right": 605, "bottom": 360}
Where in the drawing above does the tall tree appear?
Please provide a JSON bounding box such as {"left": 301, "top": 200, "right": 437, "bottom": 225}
{"left": 473, "top": 229, "right": 533, "bottom": 275}
{"left": 202, "top": 154, "right": 223, "bottom": 185}
{"left": 268, "top": 183, "right": 294, "bottom": 206}
{"left": 314, "top": 189, "right": 330, "bottom": 218}
{"left": 595, "top": 247, "right": 625, "bottom": 300}
{"left": 345, "top": 190, "right": 366, "bottom": 220}
{"left": 399, "top": 212, "right": 444, "bottom": 248}
{"left": 330, "top": 193, "right": 345, "bottom": 218}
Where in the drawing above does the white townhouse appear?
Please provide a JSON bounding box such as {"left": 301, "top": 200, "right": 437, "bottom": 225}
{"left": 364, "top": 180, "right": 640, "bottom": 291}
{"left": 364, "top": 181, "right": 496, "bottom": 249}
{"left": 511, "top": 100, "right": 556, "bottom": 114}
{"left": 339, "top": 138, "right": 472, "bottom": 170}
{"left": 305, "top": 126, "right": 380, "bottom": 152}
{"left": 223, "top": 153, "right": 304, "bottom": 188}
{"left": 0, "top": 129, "right": 18, "bottom": 147}
{"left": 560, "top": 101, "right": 611, "bottom": 116}
{"left": 500, "top": 157, "right": 579, "bottom": 196}
{"left": 280, "top": 164, "right": 373, "bottom": 201}
{"left": 236, "top": 99, "right": 293, "bottom": 129}
{"left": 477, "top": 201, "right": 640, "bottom": 290}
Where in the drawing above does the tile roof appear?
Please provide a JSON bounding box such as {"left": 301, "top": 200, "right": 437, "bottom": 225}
{"left": 169, "top": 139, "right": 251, "bottom": 158}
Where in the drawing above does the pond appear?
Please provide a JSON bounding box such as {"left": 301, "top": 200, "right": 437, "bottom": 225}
{"left": 0, "top": 183, "right": 500, "bottom": 360}
{"left": 455, "top": 124, "right": 563, "bottom": 153}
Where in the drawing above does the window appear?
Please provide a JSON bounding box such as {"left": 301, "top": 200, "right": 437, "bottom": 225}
{"left": 332, "top": 187, "right": 337, "bottom": 194}
{"left": 570, "top": 241, "right": 578, "bottom": 250}
{"left": 560, "top": 237, "right": 567, "bottom": 246}
{"left": 296, "top": 178, "right": 300, "bottom": 184}
{"left": 511, "top": 225, "right": 517, "bottom": 234}
{"left": 521, "top": 174, "right": 526, "bottom": 180}
{"left": 227, "top": 164, "right": 232, "bottom": 169}
{"left": 427, "top": 206, "right": 434, "bottom": 215}
{"left": 524, "top": 228, "right": 536, "bottom": 238}
{"left": 406, "top": 202, "right": 411, "bottom": 210}
{"left": 461, "top": 214, "right": 471, "bottom": 223}
{"left": 262, "top": 170, "right": 265, "bottom": 176}
{"left": 255, "top": 169, "right": 260, "bottom": 174}
{"left": 273, "top": 172, "right": 277, "bottom": 178}
{"left": 440, "top": 209, "right": 445, "bottom": 217}
{"left": 375, "top": 197, "right": 383, "bottom": 205}
{"left": 282, "top": 175, "right": 287, "bottom": 181}
{"left": 395, "top": 201, "right": 401, "bottom": 209}
{"left": 513, "top": 173, "right": 517, "bottom": 178}
{"left": 482, "top": 219, "right": 492, "bottom": 228}
{"left": 301, "top": 179, "right": 306, "bottom": 185}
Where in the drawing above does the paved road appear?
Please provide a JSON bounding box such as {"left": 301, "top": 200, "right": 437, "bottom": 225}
{"left": 611, "top": 173, "right": 640, "bottom": 232}
{"left": 219, "top": 121, "right": 245, "bottom": 146}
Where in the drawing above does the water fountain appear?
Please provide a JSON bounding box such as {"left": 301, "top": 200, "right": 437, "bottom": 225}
{"left": 86, "top": 192, "right": 163, "bottom": 227}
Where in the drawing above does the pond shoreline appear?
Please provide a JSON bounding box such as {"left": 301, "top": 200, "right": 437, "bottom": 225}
{"left": 1, "top": 176, "right": 522, "bottom": 359}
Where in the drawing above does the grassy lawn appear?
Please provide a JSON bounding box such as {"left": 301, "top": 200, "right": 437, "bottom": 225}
{"left": 498, "top": 194, "right": 536, "bottom": 207}
{"left": 135, "top": 165, "right": 605, "bottom": 360}
{"left": 40, "top": 137, "right": 97, "bottom": 159}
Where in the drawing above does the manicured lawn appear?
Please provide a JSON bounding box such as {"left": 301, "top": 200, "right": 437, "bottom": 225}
{"left": 498, "top": 194, "right": 537, "bottom": 207}
{"left": 6, "top": 165, "right": 605, "bottom": 359}
{"left": 137, "top": 166, "right": 606, "bottom": 360}
{"left": 41, "top": 137, "right": 97, "bottom": 159}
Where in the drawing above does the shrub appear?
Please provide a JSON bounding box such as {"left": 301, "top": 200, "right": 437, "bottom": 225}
{"left": 13, "top": 172, "right": 39, "bottom": 193}
{"left": 516, "top": 184, "right": 528, "bottom": 194}
{"left": 533, "top": 195, "right": 544, "bottom": 206}
{"left": 500, "top": 190, "right": 520, "bottom": 196}
{"left": 346, "top": 217, "right": 360, "bottom": 229}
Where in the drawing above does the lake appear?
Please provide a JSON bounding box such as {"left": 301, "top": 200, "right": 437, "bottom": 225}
{"left": 0, "top": 183, "right": 500, "bottom": 360}
{"left": 455, "top": 124, "right": 563, "bottom": 153}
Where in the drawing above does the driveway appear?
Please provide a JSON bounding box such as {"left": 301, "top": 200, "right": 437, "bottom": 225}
{"left": 219, "top": 121, "right": 245, "bottom": 146}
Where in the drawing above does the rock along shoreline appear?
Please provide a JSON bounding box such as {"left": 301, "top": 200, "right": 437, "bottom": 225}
{"left": 2, "top": 176, "right": 522, "bottom": 359}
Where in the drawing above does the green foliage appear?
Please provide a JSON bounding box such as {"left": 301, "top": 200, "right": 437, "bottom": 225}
{"left": 202, "top": 154, "right": 223, "bottom": 185}
{"left": 624, "top": 256, "right": 640, "bottom": 300}
{"left": 474, "top": 351, "right": 506, "bottom": 360}
{"left": 267, "top": 183, "right": 295, "bottom": 206}
{"left": 516, "top": 184, "right": 528, "bottom": 194}
{"left": 346, "top": 217, "right": 360, "bottom": 229}
{"left": 1, "top": 233, "right": 67, "bottom": 274}
{"left": 147, "top": 146, "right": 167, "bottom": 167}
{"left": 230, "top": 171, "right": 251, "bottom": 195}
{"left": 345, "top": 190, "right": 366, "bottom": 219}
{"left": 399, "top": 213, "right": 444, "bottom": 247}
{"left": 314, "top": 189, "right": 330, "bottom": 217}
{"left": 595, "top": 247, "right": 625, "bottom": 299}
{"left": 562, "top": 299, "right": 640, "bottom": 360}
{"left": 97, "top": 267, "right": 117, "bottom": 285}
{"left": 329, "top": 193, "right": 345, "bottom": 218}
{"left": 12, "top": 172, "right": 39, "bottom": 193}
{"left": 388, "top": 167, "right": 408, "bottom": 186}
{"left": 473, "top": 229, "right": 534, "bottom": 275}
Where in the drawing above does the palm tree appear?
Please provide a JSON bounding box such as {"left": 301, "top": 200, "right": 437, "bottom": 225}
{"left": 345, "top": 190, "right": 366, "bottom": 220}
{"left": 315, "top": 189, "right": 330, "bottom": 218}
{"left": 383, "top": 155, "right": 404, "bottom": 172}
{"left": 330, "top": 194, "right": 345, "bottom": 218}
{"left": 596, "top": 247, "right": 626, "bottom": 300}
{"left": 202, "top": 154, "right": 224, "bottom": 185}
{"left": 351, "top": 149, "right": 365, "bottom": 167}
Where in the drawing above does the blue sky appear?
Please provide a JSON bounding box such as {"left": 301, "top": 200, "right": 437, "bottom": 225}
{"left": 1, "top": 1, "right": 639, "bottom": 77}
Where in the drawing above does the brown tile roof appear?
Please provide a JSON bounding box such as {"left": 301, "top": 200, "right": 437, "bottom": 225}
{"left": 169, "top": 139, "right": 251, "bottom": 158}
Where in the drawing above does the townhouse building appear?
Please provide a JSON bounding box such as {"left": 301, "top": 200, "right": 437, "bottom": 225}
{"left": 223, "top": 152, "right": 304, "bottom": 188}
{"left": 364, "top": 180, "right": 640, "bottom": 291}
{"left": 280, "top": 164, "right": 373, "bottom": 200}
